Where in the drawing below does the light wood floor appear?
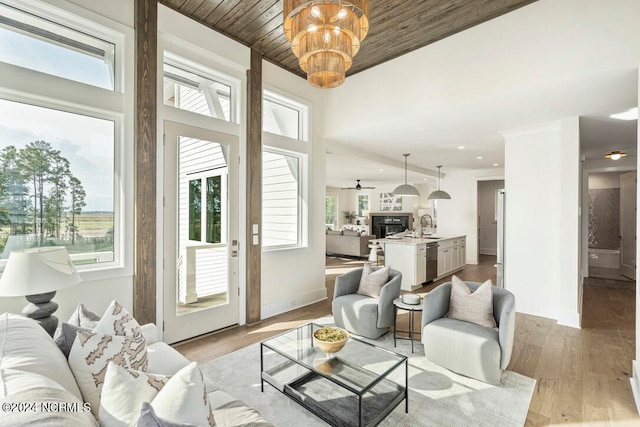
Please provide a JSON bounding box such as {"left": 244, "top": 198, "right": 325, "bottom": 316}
{"left": 173, "top": 255, "right": 639, "bottom": 426}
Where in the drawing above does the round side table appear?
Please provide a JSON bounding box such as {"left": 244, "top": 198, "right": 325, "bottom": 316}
{"left": 393, "top": 297, "right": 423, "bottom": 353}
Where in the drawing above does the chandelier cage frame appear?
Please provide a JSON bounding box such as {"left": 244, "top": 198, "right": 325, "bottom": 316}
{"left": 283, "top": 0, "right": 369, "bottom": 88}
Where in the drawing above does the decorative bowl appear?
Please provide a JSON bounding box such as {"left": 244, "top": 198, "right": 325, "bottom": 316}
{"left": 313, "top": 327, "right": 350, "bottom": 353}
{"left": 402, "top": 294, "right": 421, "bottom": 305}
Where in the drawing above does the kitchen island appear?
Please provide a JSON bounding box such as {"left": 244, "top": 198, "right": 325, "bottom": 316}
{"left": 375, "top": 235, "right": 466, "bottom": 291}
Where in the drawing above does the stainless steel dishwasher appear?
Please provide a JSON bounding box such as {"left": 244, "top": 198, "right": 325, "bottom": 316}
{"left": 425, "top": 242, "right": 438, "bottom": 282}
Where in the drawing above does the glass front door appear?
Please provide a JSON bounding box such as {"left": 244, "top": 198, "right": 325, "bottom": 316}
{"left": 163, "top": 121, "right": 239, "bottom": 343}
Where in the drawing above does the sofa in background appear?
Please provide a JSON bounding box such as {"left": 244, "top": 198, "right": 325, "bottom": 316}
{"left": 326, "top": 229, "right": 375, "bottom": 257}
{"left": 0, "top": 311, "right": 273, "bottom": 426}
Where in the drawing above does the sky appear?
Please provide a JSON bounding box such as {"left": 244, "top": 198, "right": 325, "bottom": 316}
{"left": 0, "top": 100, "right": 115, "bottom": 212}
{"left": 0, "top": 17, "right": 116, "bottom": 212}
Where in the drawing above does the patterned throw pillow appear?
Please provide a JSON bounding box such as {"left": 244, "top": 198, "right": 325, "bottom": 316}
{"left": 68, "top": 330, "right": 148, "bottom": 418}
{"left": 99, "top": 362, "right": 215, "bottom": 427}
{"left": 446, "top": 275, "right": 497, "bottom": 328}
{"left": 93, "top": 300, "right": 142, "bottom": 336}
{"left": 67, "top": 301, "right": 147, "bottom": 418}
{"left": 56, "top": 300, "right": 141, "bottom": 359}
{"left": 356, "top": 262, "right": 391, "bottom": 298}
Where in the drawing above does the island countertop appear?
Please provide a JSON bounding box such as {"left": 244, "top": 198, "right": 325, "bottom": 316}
{"left": 373, "top": 235, "right": 466, "bottom": 245}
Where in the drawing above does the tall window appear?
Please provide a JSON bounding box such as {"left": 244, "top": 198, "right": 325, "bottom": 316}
{"left": 357, "top": 194, "right": 369, "bottom": 217}
{"left": 262, "top": 89, "right": 309, "bottom": 250}
{"left": 0, "top": 0, "right": 131, "bottom": 274}
{"left": 262, "top": 150, "right": 301, "bottom": 247}
{"left": 326, "top": 194, "right": 337, "bottom": 230}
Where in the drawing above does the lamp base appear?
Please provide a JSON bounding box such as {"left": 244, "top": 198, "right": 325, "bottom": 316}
{"left": 22, "top": 291, "right": 59, "bottom": 337}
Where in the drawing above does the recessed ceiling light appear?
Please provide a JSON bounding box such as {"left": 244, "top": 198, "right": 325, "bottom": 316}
{"left": 458, "top": 146, "right": 465, "bottom": 150}
{"left": 378, "top": 169, "right": 384, "bottom": 172}
{"left": 610, "top": 107, "right": 638, "bottom": 121}
{"left": 476, "top": 156, "right": 483, "bottom": 160}
{"left": 493, "top": 163, "right": 499, "bottom": 166}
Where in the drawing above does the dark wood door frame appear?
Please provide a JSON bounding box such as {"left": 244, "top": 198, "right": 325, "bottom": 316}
{"left": 134, "top": 0, "right": 157, "bottom": 325}
{"left": 246, "top": 48, "right": 262, "bottom": 325}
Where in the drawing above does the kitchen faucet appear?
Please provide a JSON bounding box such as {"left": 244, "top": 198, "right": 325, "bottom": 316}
{"left": 420, "top": 214, "right": 434, "bottom": 229}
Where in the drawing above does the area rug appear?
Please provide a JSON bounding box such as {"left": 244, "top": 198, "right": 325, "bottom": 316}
{"left": 200, "top": 318, "right": 535, "bottom": 427}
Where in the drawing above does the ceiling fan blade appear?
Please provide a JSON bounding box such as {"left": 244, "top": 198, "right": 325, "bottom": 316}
{"left": 341, "top": 179, "right": 375, "bottom": 190}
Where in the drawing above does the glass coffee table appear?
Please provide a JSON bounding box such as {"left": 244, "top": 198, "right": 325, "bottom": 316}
{"left": 260, "top": 322, "right": 408, "bottom": 427}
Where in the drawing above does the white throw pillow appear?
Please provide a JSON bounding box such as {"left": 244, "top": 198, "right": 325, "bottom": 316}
{"left": 99, "top": 362, "right": 169, "bottom": 427}
{"left": 447, "top": 275, "right": 497, "bottom": 328}
{"left": 356, "top": 262, "right": 391, "bottom": 298}
{"left": 68, "top": 330, "right": 148, "bottom": 418}
{"left": 67, "top": 303, "right": 102, "bottom": 329}
{"left": 99, "top": 362, "right": 214, "bottom": 427}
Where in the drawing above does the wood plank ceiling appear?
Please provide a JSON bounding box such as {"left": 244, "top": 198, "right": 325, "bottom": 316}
{"left": 158, "top": 0, "right": 538, "bottom": 79}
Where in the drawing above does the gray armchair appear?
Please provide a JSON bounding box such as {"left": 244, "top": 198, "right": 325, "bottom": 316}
{"left": 332, "top": 267, "right": 402, "bottom": 339}
{"left": 420, "top": 281, "right": 515, "bottom": 385}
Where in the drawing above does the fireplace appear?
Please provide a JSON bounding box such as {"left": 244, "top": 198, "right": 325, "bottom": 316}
{"left": 370, "top": 213, "right": 413, "bottom": 238}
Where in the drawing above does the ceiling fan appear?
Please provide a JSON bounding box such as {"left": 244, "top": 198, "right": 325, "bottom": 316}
{"left": 341, "top": 179, "right": 376, "bottom": 190}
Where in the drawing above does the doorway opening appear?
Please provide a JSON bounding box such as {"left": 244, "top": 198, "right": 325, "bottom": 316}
{"left": 586, "top": 171, "right": 636, "bottom": 282}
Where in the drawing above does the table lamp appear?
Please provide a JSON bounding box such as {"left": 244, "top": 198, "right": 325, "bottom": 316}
{"left": 0, "top": 246, "right": 80, "bottom": 336}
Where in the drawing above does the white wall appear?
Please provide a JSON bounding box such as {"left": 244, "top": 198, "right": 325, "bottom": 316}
{"left": 631, "top": 68, "right": 640, "bottom": 412}
{"left": 502, "top": 119, "right": 581, "bottom": 327}
{"left": 260, "top": 61, "right": 327, "bottom": 319}
{"left": 64, "top": 0, "right": 133, "bottom": 27}
{"left": 589, "top": 172, "right": 623, "bottom": 189}
{"left": 0, "top": 277, "right": 133, "bottom": 323}
{"left": 331, "top": 188, "right": 362, "bottom": 229}
{"left": 559, "top": 117, "right": 581, "bottom": 327}
{"left": 369, "top": 185, "right": 417, "bottom": 214}
{"left": 436, "top": 168, "right": 505, "bottom": 265}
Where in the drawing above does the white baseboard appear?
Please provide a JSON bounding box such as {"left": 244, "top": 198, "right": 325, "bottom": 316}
{"left": 261, "top": 287, "right": 327, "bottom": 320}
{"left": 479, "top": 248, "right": 497, "bottom": 256}
{"left": 557, "top": 310, "right": 581, "bottom": 329}
{"left": 631, "top": 361, "right": 640, "bottom": 414}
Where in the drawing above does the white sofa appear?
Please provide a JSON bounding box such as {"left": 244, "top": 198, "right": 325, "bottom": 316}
{"left": 0, "top": 312, "right": 272, "bottom": 426}
{"left": 326, "top": 230, "right": 375, "bottom": 257}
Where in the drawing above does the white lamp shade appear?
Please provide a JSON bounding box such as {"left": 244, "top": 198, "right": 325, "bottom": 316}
{"left": 0, "top": 247, "right": 80, "bottom": 297}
